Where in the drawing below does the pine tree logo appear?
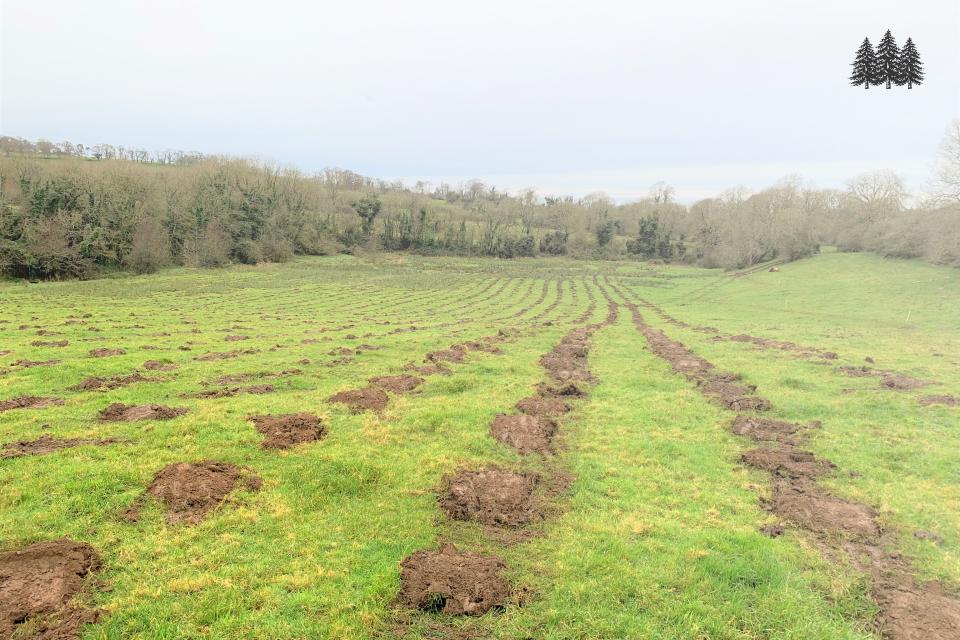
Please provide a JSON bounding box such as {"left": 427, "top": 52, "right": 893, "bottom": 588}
{"left": 849, "top": 30, "right": 922, "bottom": 90}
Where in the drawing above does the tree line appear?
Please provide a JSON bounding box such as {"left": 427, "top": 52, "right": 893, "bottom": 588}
{"left": 850, "top": 30, "right": 923, "bottom": 89}
{"left": 1, "top": 124, "right": 958, "bottom": 279}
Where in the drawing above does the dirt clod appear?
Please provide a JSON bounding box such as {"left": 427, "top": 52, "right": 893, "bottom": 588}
{"left": 131, "top": 461, "right": 261, "bottom": 525}
{"left": 71, "top": 373, "right": 158, "bottom": 392}
{"left": 249, "top": 413, "right": 327, "bottom": 449}
{"left": 918, "top": 395, "right": 958, "bottom": 407}
{"left": 769, "top": 481, "right": 878, "bottom": 536}
{"left": 398, "top": 544, "right": 510, "bottom": 616}
{"left": 2, "top": 435, "right": 120, "bottom": 459}
{"left": 369, "top": 375, "right": 423, "bottom": 393}
{"left": 328, "top": 386, "right": 389, "bottom": 412}
{"left": 439, "top": 468, "right": 540, "bottom": 527}
{"left": 0, "top": 539, "right": 102, "bottom": 638}
{"left": 0, "top": 396, "right": 65, "bottom": 413}
{"left": 143, "top": 360, "right": 177, "bottom": 371}
{"left": 88, "top": 348, "right": 125, "bottom": 357}
{"left": 490, "top": 414, "right": 557, "bottom": 454}
{"left": 874, "top": 580, "right": 960, "bottom": 640}
{"left": 515, "top": 396, "right": 570, "bottom": 417}
{"left": 741, "top": 447, "right": 835, "bottom": 479}
{"left": 730, "top": 415, "right": 805, "bottom": 443}
{"left": 98, "top": 403, "right": 187, "bottom": 422}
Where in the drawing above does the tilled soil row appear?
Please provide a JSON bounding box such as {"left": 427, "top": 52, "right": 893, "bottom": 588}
{"left": 621, "top": 297, "right": 960, "bottom": 640}
{"left": 398, "top": 301, "right": 620, "bottom": 620}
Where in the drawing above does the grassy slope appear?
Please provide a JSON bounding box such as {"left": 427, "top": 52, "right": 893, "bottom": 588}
{"left": 0, "top": 252, "right": 955, "bottom": 638}
{"left": 616, "top": 252, "right": 960, "bottom": 586}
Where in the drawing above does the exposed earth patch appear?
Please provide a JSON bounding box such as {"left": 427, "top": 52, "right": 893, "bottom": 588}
{"left": 127, "top": 461, "right": 262, "bottom": 525}
{"left": 328, "top": 386, "right": 389, "bottom": 412}
{"left": 2, "top": 435, "right": 121, "bottom": 459}
{"left": 249, "top": 413, "right": 327, "bottom": 449}
{"left": 398, "top": 544, "right": 510, "bottom": 616}
{"left": 98, "top": 403, "right": 188, "bottom": 422}
{"left": 439, "top": 468, "right": 540, "bottom": 527}
{"left": 489, "top": 414, "right": 557, "bottom": 454}
{"left": 0, "top": 396, "right": 65, "bottom": 412}
{"left": 0, "top": 538, "right": 102, "bottom": 639}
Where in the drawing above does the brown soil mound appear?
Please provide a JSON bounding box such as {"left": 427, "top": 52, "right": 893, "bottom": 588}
{"left": 490, "top": 414, "right": 557, "bottom": 454}
{"left": 185, "top": 385, "right": 274, "bottom": 399}
{"left": 696, "top": 377, "right": 771, "bottom": 411}
{"left": 398, "top": 544, "right": 510, "bottom": 615}
{"left": 0, "top": 539, "right": 101, "bottom": 638}
{"left": 880, "top": 374, "right": 931, "bottom": 391}
{"left": 98, "top": 403, "right": 187, "bottom": 422}
{"left": 143, "top": 360, "right": 177, "bottom": 371}
{"left": 515, "top": 396, "right": 570, "bottom": 417}
{"left": 0, "top": 396, "right": 65, "bottom": 412}
{"left": 730, "top": 415, "right": 805, "bottom": 443}
{"left": 71, "top": 373, "right": 158, "bottom": 392}
{"left": 838, "top": 365, "right": 877, "bottom": 377}
{"left": 249, "top": 413, "right": 327, "bottom": 449}
{"left": 408, "top": 363, "right": 451, "bottom": 376}
{"left": 741, "top": 448, "right": 835, "bottom": 479}
{"left": 874, "top": 580, "right": 960, "bottom": 640}
{"left": 919, "top": 395, "right": 959, "bottom": 407}
{"left": 537, "top": 382, "right": 585, "bottom": 398}
{"left": 328, "top": 386, "right": 389, "bottom": 412}
{"left": 194, "top": 350, "right": 258, "bottom": 361}
{"left": 439, "top": 468, "right": 539, "bottom": 527}
{"left": 88, "top": 348, "right": 125, "bottom": 357}
{"left": 31, "top": 340, "right": 69, "bottom": 348}
{"left": 769, "top": 481, "right": 878, "bottom": 536}
{"left": 12, "top": 359, "right": 61, "bottom": 368}
{"left": 133, "top": 461, "right": 262, "bottom": 525}
{"left": 369, "top": 375, "right": 423, "bottom": 393}
{"left": 539, "top": 354, "right": 592, "bottom": 382}
{"left": 224, "top": 335, "right": 249, "bottom": 342}
{"left": 426, "top": 347, "right": 466, "bottom": 363}
{"left": 2, "top": 435, "right": 120, "bottom": 459}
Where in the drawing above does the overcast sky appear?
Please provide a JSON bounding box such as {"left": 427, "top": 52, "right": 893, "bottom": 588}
{"left": 2, "top": 0, "right": 959, "bottom": 202}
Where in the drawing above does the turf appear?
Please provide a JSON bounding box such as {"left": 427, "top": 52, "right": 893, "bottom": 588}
{"left": 0, "top": 251, "right": 956, "bottom": 639}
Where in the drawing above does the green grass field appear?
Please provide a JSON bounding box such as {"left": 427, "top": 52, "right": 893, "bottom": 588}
{"left": 1, "top": 252, "right": 957, "bottom": 639}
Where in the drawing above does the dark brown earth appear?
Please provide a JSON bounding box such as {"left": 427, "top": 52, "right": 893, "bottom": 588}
{"left": 0, "top": 396, "right": 65, "bottom": 412}
{"left": 128, "top": 461, "right": 262, "bottom": 525}
{"left": 515, "top": 396, "right": 570, "bottom": 418}
{"left": 328, "top": 386, "right": 389, "bottom": 412}
{"left": 918, "top": 395, "right": 959, "bottom": 407}
{"left": 398, "top": 544, "right": 510, "bottom": 616}
{"left": 426, "top": 347, "right": 466, "bottom": 364}
{"left": 369, "top": 375, "right": 423, "bottom": 393}
{"left": 194, "top": 349, "right": 259, "bottom": 361}
{"left": 407, "top": 363, "right": 451, "bottom": 376}
{"left": 1, "top": 435, "right": 120, "bottom": 459}
{"left": 224, "top": 335, "right": 249, "bottom": 342}
{"left": 249, "top": 413, "right": 327, "bottom": 449}
{"left": 439, "top": 468, "right": 540, "bottom": 527}
{"left": 730, "top": 415, "right": 808, "bottom": 444}
{"left": 31, "top": 340, "right": 69, "bottom": 348}
{"left": 143, "top": 360, "right": 177, "bottom": 371}
{"left": 880, "top": 374, "right": 932, "bottom": 391}
{"left": 874, "top": 581, "right": 960, "bottom": 640}
{"left": 71, "top": 373, "right": 159, "bottom": 392}
{"left": 11, "top": 359, "right": 61, "bottom": 368}
{"left": 88, "top": 348, "right": 125, "bottom": 357}
{"left": 489, "top": 414, "right": 557, "bottom": 454}
{"left": 768, "top": 480, "right": 879, "bottom": 536}
{"left": 184, "top": 385, "right": 274, "bottom": 399}
{"left": 536, "top": 382, "right": 585, "bottom": 398}
{"left": 0, "top": 539, "right": 102, "bottom": 638}
{"left": 98, "top": 403, "right": 188, "bottom": 422}
{"left": 741, "top": 447, "right": 835, "bottom": 479}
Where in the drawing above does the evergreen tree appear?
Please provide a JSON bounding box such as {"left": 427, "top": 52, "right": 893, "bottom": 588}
{"left": 849, "top": 38, "right": 878, "bottom": 89}
{"left": 897, "top": 37, "right": 924, "bottom": 89}
{"left": 875, "top": 29, "right": 900, "bottom": 89}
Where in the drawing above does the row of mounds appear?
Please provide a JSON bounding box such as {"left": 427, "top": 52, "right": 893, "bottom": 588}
{"left": 397, "top": 319, "right": 612, "bottom": 621}
{"left": 626, "top": 300, "right": 960, "bottom": 639}
{"left": 248, "top": 413, "right": 327, "bottom": 449}
{"left": 0, "top": 395, "right": 65, "bottom": 413}
{"left": 0, "top": 538, "right": 103, "bottom": 640}
{"left": 2, "top": 434, "right": 122, "bottom": 459}
{"left": 98, "top": 403, "right": 188, "bottom": 422}
{"left": 628, "top": 305, "right": 770, "bottom": 412}
{"left": 124, "top": 461, "right": 262, "bottom": 525}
